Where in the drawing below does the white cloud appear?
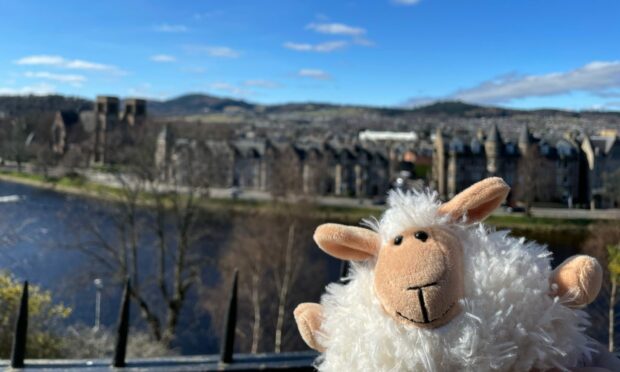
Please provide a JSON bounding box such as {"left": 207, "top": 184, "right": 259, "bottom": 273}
{"left": 155, "top": 24, "right": 188, "bottom": 33}
{"left": 209, "top": 82, "right": 253, "bottom": 96}
{"left": 23, "top": 71, "right": 86, "bottom": 86}
{"left": 404, "top": 60, "right": 620, "bottom": 106}
{"left": 306, "top": 22, "right": 366, "bottom": 36}
{"left": 298, "top": 69, "right": 331, "bottom": 80}
{"left": 0, "top": 82, "right": 56, "bottom": 96}
{"left": 64, "top": 60, "right": 112, "bottom": 70}
{"left": 185, "top": 45, "right": 241, "bottom": 58}
{"left": 450, "top": 61, "right": 620, "bottom": 104}
{"left": 15, "top": 55, "right": 64, "bottom": 66}
{"left": 392, "top": 0, "right": 422, "bottom": 5}
{"left": 243, "top": 79, "right": 281, "bottom": 89}
{"left": 283, "top": 41, "right": 347, "bottom": 53}
{"left": 150, "top": 54, "right": 176, "bottom": 63}
{"left": 14, "top": 55, "right": 120, "bottom": 72}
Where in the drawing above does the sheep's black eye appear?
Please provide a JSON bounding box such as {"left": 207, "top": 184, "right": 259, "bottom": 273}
{"left": 414, "top": 231, "right": 428, "bottom": 242}
{"left": 393, "top": 235, "right": 403, "bottom": 245}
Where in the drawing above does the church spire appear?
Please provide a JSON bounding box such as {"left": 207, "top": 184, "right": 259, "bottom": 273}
{"left": 518, "top": 125, "right": 533, "bottom": 155}
{"left": 486, "top": 122, "right": 503, "bottom": 144}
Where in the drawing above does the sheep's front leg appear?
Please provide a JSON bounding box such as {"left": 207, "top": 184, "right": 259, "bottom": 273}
{"left": 294, "top": 302, "right": 326, "bottom": 352}
{"left": 550, "top": 255, "right": 602, "bottom": 308}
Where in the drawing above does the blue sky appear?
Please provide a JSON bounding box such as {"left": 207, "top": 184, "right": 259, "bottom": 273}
{"left": 1, "top": 0, "right": 619, "bottom": 110}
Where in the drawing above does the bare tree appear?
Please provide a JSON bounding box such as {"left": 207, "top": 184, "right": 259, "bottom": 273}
{"left": 68, "top": 129, "right": 212, "bottom": 346}
{"left": 268, "top": 146, "right": 302, "bottom": 200}
{"left": 2, "top": 119, "right": 31, "bottom": 171}
{"left": 274, "top": 221, "right": 297, "bottom": 352}
{"left": 209, "top": 206, "right": 326, "bottom": 353}
{"left": 32, "top": 143, "right": 58, "bottom": 177}
{"left": 607, "top": 243, "right": 620, "bottom": 352}
{"left": 515, "top": 146, "right": 554, "bottom": 214}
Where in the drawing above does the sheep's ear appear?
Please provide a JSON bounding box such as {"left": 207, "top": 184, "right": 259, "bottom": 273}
{"left": 314, "top": 223, "right": 380, "bottom": 261}
{"left": 438, "top": 177, "right": 510, "bottom": 223}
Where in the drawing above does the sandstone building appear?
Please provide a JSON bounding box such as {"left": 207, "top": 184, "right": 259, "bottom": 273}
{"left": 155, "top": 127, "right": 391, "bottom": 198}
{"left": 432, "top": 124, "right": 620, "bottom": 209}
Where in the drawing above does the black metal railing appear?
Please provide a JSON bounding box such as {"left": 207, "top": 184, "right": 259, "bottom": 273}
{"left": 4, "top": 271, "right": 318, "bottom": 371}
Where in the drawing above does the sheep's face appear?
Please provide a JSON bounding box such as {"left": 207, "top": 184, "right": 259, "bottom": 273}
{"left": 374, "top": 226, "right": 464, "bottom": 328}
{"left": 313, "top": 177, "right": 510, "bottom": 331}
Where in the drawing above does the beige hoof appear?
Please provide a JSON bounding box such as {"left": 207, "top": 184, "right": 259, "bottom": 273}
{"left": 294, "top": 302, "right": 326, "bottom": 352}
{"left": 550, "top": 255, "right": 602, "bottom": 308}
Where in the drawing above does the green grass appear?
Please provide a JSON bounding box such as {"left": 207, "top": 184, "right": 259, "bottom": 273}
{"left": 0, "top": 170, "right": 126, "bottom": 200}
{"left": 487, "top": 215, "right": 593, "bottom": 228}
{"left": 0, "top": 170, "right": 48, "bottom": 182}
{"left": 0, "top": 169, "right": 603, "bottom": 230}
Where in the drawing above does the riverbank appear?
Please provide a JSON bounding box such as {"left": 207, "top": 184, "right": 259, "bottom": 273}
{"left": 0, "top": 169, "right": 612, "bottom": 232}
{"left": 0, "top": 169, "right": 379, "bottom": 219}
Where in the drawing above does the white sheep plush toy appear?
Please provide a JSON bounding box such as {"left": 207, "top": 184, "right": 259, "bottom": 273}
{"left": 294, "top": 177, "right": 619, "bottom": 371}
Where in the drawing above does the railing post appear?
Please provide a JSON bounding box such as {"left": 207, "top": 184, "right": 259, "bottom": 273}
{"left": 11, "top": 281, "right": 28, "bottom": 369}
{"left": 112, "top": 280, "right": 131, "bottom": 368}
{"left": 219, "top": 269, "right": 238, "bottom": 364}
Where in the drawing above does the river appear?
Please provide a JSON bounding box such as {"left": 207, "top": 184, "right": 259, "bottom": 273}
{"left": 0, "top": 180, "right": 232, "bottom": 353}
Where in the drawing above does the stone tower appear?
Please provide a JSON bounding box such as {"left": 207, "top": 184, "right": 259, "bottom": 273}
{"left": 94, "top": 96, "right": 119, "bottom": 164}
{"left": 123, "top": 98, "right": 147, "bottom": 126}
{"left": 484, "top": 123, "right": 502, "bottom": 176}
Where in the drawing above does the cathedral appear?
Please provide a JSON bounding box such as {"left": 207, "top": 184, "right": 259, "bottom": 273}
{"left": 51, "top": 95, "right": 146, "bottom": 164}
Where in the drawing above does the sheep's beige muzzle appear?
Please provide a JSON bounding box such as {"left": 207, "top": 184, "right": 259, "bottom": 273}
{"left": 374, "top": 227, "right": 464, "bottom": 328}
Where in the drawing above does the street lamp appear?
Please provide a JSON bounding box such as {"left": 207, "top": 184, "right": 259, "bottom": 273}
{"left": 93, "top": 278, "right": 103, "bottom": 331}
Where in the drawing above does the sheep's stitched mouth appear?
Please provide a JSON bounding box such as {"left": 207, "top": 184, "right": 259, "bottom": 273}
{"left": 403, "top": 282, "right": 439, "bottom": 323}
{"left": 406, "top": 282, "right": 438, "bottom": 291}
{"left": 396, "top": 300, "right": 456, "bottom": 324}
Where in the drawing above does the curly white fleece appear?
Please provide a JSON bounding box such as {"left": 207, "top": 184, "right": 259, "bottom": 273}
{"left": 316, "top": 190, "right": 595, "bottom": 372}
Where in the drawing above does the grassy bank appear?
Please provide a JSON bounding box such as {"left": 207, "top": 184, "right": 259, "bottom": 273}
{"left": 0, "top": 170, "right": 126, "bottom": 200}
{"left": 0, "top": 170, "right": 604, "bottom": 232}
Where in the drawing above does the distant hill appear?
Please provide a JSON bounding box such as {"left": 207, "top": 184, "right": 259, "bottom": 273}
{"left": 0, "top": 95, "right": 92, "bottom": 117}
{"left": 149, "top": 94, "right": 620, "bottom": 119}
{"left": 148, "top": 94, "right": 255, "bottom": 116}
{"left": 410, "top": 101, "right": 516, "bottom": 117}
